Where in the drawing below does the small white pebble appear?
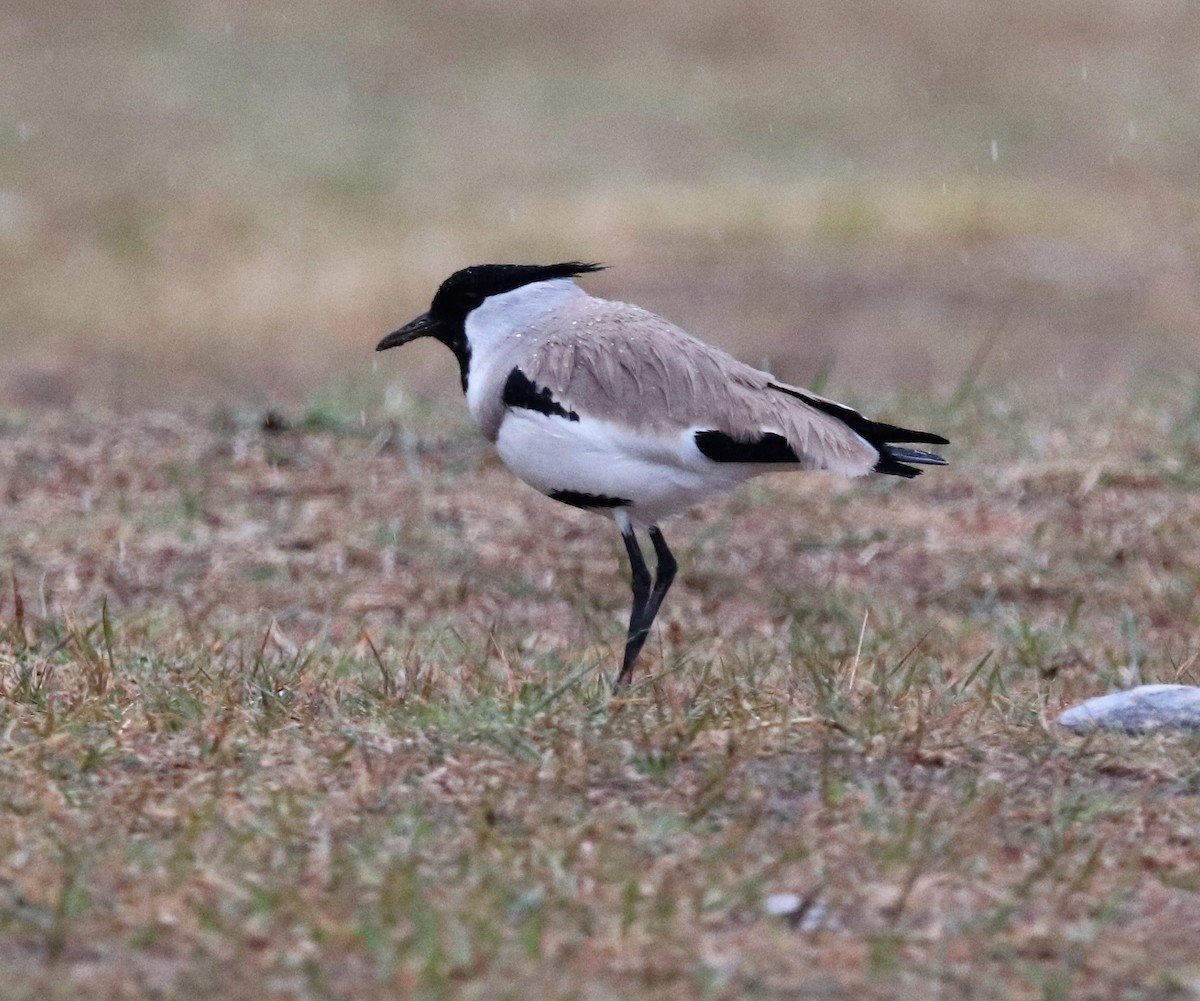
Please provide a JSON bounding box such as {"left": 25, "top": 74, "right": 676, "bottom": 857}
{"left": 765, "top": 893, "right": 803, "bottom": 916}
{"left": 764, "top": 893, "right": 831, "bottom": 931}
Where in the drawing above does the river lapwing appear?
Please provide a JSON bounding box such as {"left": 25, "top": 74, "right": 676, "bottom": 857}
{"left": 377, "top": 263, "right": 948, "bottom": 689}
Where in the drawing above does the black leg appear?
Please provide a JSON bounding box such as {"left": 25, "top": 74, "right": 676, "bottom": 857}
{"left": 617, "top": 526, "right": 651, "bottom": 688}
{"left": 615, "top": 525, "right": 677, "bottom": 690}
{"left": 643, "top": 527, "right": 677, "bottom": 632}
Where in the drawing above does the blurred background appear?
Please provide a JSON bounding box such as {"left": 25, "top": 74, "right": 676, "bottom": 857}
{"left": 2, "top": 0, "right": 1199, "bottom": 412}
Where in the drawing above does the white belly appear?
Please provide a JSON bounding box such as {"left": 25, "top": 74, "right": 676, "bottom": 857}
{"left": 494, "top": 409, "right": 761, "bottom": 527}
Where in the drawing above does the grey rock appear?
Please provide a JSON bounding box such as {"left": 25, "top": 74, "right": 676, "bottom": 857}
{"left": 1057, "top": 684, "right": 1200, "bottom": 735}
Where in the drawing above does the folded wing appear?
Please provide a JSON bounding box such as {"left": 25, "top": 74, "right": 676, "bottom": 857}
{"left": 516, "top": 297, "right": 948, "bottom": 478}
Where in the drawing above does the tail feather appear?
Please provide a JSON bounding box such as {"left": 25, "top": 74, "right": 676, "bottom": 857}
{"left": 875, "top": 445, "right": 949, "bottom": 478}
{"left": 769, "top": 382, "right": 949, "bottom": 478}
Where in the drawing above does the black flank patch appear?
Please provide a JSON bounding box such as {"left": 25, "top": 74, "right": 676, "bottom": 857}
{"left": 694, "top": 430, "right": 800, "bottom": 464}
{"left": 502, "top": 368, "right": 579, "bottom": 422}
{"left": 548, "top": 490, "right": 631, "bottom": 510}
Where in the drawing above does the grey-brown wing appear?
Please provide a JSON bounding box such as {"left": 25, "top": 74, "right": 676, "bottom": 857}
{"left": 518, "top": 297, "right": 881, "bottom": 475}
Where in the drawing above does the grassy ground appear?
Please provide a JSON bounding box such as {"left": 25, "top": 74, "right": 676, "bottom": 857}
{"left": 1, "top": 379, "right": 1199, "bottom": 1000}
{"left": 5, "top": 1, "right": 1200, "bottom": 997}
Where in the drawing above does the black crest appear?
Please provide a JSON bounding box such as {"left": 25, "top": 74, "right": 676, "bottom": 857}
{"left": 429, "top": 262, "right": 605, "bottom": 320}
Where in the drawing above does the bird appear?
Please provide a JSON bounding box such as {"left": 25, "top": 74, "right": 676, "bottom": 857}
{"left": 376, "top": 262, "right": 948, "bottom": 690}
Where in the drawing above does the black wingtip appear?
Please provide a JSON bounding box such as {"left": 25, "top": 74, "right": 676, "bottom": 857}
{"left": 868, "top": 426, "right": 949, "bottom": 446}
{"left": 770, "top": 384, "right": 949, "bottom": 448}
